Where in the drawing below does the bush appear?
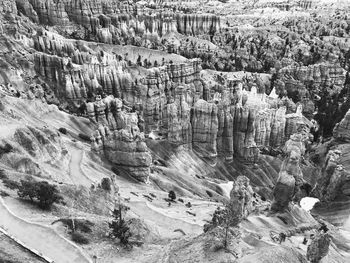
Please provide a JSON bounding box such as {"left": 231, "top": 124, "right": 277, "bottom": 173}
{"left": 168, "top": 190, "right": 176, "bottom": 201}
{"left": 101, "top": 177, "right": 111, "bottom": 191}
{"left": 0, "top": 169, "right": 8, "bottom": 180}
{"left": 71, "top": 232, "right": 90, "bottom": 244}
{"left": 206, "top": 190, "right": 213, "bottom": 198}
{"left": 185, "top": 202, "right": 192, "bottom": 208}
{"left": 36, "top": 181, "right": 63, "bottom": 209}
{"left": 17, "top": 180, "right": 37, "bottom": 201}
{"left": 2, "top": 179, "right": 20, "bottom": 190}
{"left": 17, "top": 180, "right": 63, "bottom": 209}
{"left": 58, "top": 128, "right": 67, "bottom": 134}
{"left": 78, "top": 133, "right": 90, "bottom": 142}
{"left": 0, "top": 190, "right": 9, "bottom": 197}
{"left": 0, "top": 143, "right": 13, "bottom": 156}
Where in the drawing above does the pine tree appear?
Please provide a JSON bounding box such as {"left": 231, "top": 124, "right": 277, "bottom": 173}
{"left": 109, "top": 201, "right": 132, "bottom": 247}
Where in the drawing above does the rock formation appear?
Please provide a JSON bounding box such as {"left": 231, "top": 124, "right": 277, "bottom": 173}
{"left": 228, "top": 175, "right": 254, "bottom": 221}
{"left": 17, "top": 0, "right": 220, "bottom": 44}
{"left": 271, "top": 123, "right": 311, "bottom": 212}
{"left": 192, "top": 99, "right": 218, "bottom": 157}
{"left": 333, "top": 108, "right": 350, "bottom": 141}
{"left": 90, "top": 96, "right": 152, "bottom": 182}
{"left": 307, "top": 232, "right": 331, "bottom": 263}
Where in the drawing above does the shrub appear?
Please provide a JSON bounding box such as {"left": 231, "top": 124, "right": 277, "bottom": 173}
{"left": 17, "top": 180, "right": 37, "bottom": 201}
{"left": 71, "top": 219, "right": 93, "bottom": 233}
{"left": 78, "top": 133, "right": 90, "bottom": 142}
{"left": 71, "top": 232, "right": 90, "bottom": 244}
{"left": 58, "top": 128, "right": 67, "bottom": 134}
{"left": 0, "top": 169, "right": 8, "bottom": 180}
{"left": 17, "top": 180, "right": 63, "bottom": 209}
{"left": 0, "top": 190, "right": 9, "bottom": 197}
{"left": 168, "top": 190, "right": 176, "bottom": 201}
{"left": 206, "top": 190, "right": 213, "bottom": 198}
{"left": 0, "top": 143, "right": 13, "bottom": 156}
{"left": 36, "top": 181, "right": 63, "bottom": 209}
{"left": 2, "top": 179, "right": 20, "bottom": 190}
{"left": 101, "top": 177, "right": 111, "bottom": 191}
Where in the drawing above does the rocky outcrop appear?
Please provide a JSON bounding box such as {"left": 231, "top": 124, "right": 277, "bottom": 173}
{"left": 333, "top": 108, "right": 350, "bottom": 141}
{"left": 204, "top": 175, "right": 254, "bottom": 232}
{"left": 312, "top": 148, "right": 350, "bottom": 202}
{"left": 164, "top": 92, "right": 192, "bottom": 146}
{"left": 31, "top": 27, "right": 319, "bottom": 164}
{"left": 229, "top": 176, "right": 254, "bottom": 222}
{"left": 271, "top": 128, "right": 310, "bottom": 212}
{"left": 142, "top": 59, "right": 202, "bottom": 132}
{"left": 311, "top": 109, "right": 350, "bottom": 202}
{"left": 18, "top": 0, "right": 220, "bottom": 43}
{"left": 90, "top": 105, "right": 152, "bottom": 182}
{"left": 191, "top": 99, "right": 218, "bottom": 157}
{"left": 279, "top": 63, "right": 346, "bottom": 88}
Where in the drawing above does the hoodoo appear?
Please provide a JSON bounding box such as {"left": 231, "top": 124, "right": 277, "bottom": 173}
{"left": 1, "top": 0, "right": 350, "bottom": 262}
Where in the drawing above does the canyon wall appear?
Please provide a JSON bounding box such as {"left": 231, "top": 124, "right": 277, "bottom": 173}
{"left": 16, "top": 0, "right": 220, "bottom": 44}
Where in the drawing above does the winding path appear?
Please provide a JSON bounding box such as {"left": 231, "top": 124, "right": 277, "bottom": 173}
{"left": 69, "top": 147, "right": 93, "bottom": 187}
{"left": 0, "top": 198, "right": 92, "bottom": 263}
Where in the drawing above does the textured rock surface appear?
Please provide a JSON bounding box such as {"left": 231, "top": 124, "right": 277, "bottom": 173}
{"left": 191, "top": 99, "right": 218, "bottom": 157}
{"left": 333, "top": 108, "right": 350, "bottom": 141}
{"left": 271, "top": 129, "right": 310, "bottom": 212}
{"left": 90, "top": 108, "right": 152, "bottom": 182}
{"left": 17, "top": 0, "right": 220, "bottom": 43}
{"left": 307, "top": 232, "right": 331, "bottom": 263}
{"left": 3, "top": 0, "right": 350, "bottom": 262}
{"left": 229, "top": 176, "right": 254, "bottom": 221}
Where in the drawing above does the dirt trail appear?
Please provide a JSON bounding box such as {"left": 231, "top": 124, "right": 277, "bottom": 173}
{"left": 0, "top": 198, "right": 92, "bottom": 263}
{"left": 130, "top": 201, "right": 203, "bottom": 238}
{"left": 69, "top": 147, "right": 93, "bottom": 187}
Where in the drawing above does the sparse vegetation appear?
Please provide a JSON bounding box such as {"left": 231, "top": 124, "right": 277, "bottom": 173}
{"left": 71, "top": 232, "right": 90, "bottom": 244}
{"left": 57, "top": 218, "right": 94, "bottom": 233}
{"left": 0, "top": 142, "right": 13, "bottom": 156}
{"left": 17, "top": 180, "right": 63, "bottom": 209}
{"left": 204, "top": 202, "right": 242, "bottom": 249}
{"left": 58, "top": 127, "right": 67, "bottom": 134}
{"left": 0, "top": 169, "right": 8, "bottom": 179}
{"left": 109, "top": 201, "right": 132, "bottom": 248}
{"left": 206, "top": 190, "right": 213, "bottom": 197}
{"left": 101, "top": 177, "right": 111, "bottom": 191}
{"left": 168, "top": 190, "right": 176, "bottom": 201}
{"left": 0, "top": 190, "right": 9, "bottom": 197}
{"left": 2, "top": 178, "right": 20, "bottom": 190}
